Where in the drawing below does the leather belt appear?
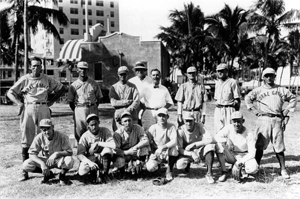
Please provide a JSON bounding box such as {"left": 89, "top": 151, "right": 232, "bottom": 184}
{"left": 146, "top": 107, "right": 161, "bottom": 110}
{"left": 26, "top": 102, "right": 47, "bottom": 105}
{"left": 183, "top": 108, "right": 200, "bottom": 112}
{"left": 260, "top": 113, "right": 282, "bottom": 118}
{"left": 216, "top": 104, "right": 234, "bottom": 108}
{"left": 76, "top": 103, "right": 96, "bottom": 107}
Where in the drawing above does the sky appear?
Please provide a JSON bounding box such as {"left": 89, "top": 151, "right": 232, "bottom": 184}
{"left": 119, "top": 0, "right": 300, "bottom": 41}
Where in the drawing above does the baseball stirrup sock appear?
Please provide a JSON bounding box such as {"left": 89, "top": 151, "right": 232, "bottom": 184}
{"left": 102, "top": 154, "right": 112, "bottom": 174}
{"left": 22, "top": 147, "right": 29, "bottom": 162}
{"left": 168, "top": 156, "right": 178, "bottom": 172}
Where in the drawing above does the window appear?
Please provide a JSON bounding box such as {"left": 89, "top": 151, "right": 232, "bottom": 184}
{"left": 70, "top": 0, "right": 78, "bottom": 4}
{"left": 71, "top": 29, "right": 79, "bottom": 35}
{"left": 83, "top": 29, "right": 86, "bottom": 34}
{"left": 88, "top": 20, "right": 92, "bottom": 26}
{"left": 111, "top": 21, "right": 115, "bottom": 27}
{"left": 60, "top": 71, "right": 66, "bottom": 78}
{"left": 110, "top": 2, "right": 114, "bottom": 8}
{"left": 70, "top": 8, "right": 78, "bottom": 14}
{"left": 83, "top": 9, "right": 85, "bottom": 15}
{"left": 70, "top": 18, "right": 79, "bottom": 25}
{"left": 110, "top": 11, "right": 114, "bottom": 18}
{"left": 83, "top": 19, "right": 85, "bottom": 25}
{"left": 88, "top": 9, "right": 92, "bottom": 15}
{"left": 88, "top": 0, "right": 91, "bottom": 5}
{"left": 60, "top": 38, "right": 64, "bottom": 44}
{"left": 47, "top": 70, "right": 54, "bottom": 75}
{"left": 96, "top": 10, "right": 104, "bottom": 16}
{"left": 96, "top": 20, "right": 104, "bottom": 25}
{"left": 96, "top": 0, "right": 104, "bottom": 6}
{"left": 59, "top": 7, "right": 63, "bottom": 12}
{"left": 59, "top": 0, "right": 62, "bottom": 2}
{"left": 94, "top": 63, "right": 103, "bottom": 81}
{"left": 59, "top": 28, "right": 64, "bottom": 34}
{"left": 8, "top": 71, "right": 12, "bottom": 78}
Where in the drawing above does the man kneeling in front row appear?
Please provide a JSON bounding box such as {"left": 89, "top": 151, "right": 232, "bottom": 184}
{"left": 176, "top": 112, "right": 216, "bottom": 184}
{"left": 113, "top": 111, "right": 150, "bottom": 179}
{"left": 22, "top": 119, "right": 74, "bottom": 185}
{"left": 77, "top": 114, "right": 116, "bottom": 184}
{"left": 215, "top": 111, "right": 259, "bottom": 182}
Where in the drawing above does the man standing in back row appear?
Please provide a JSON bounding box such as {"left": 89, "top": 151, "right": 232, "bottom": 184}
{"left": 214, "top": 63, "right": 241, "bottom": 133}
{"left": 139, "top": 69, "right": 173, "bottom": 131}
{"left": 109, "top": 66, "right": 140, "bottom": 131}
{"left": 175, "top": 66, "right": 207, "bottom": 126}
{"left": 128, "top": 61, "right": 153, "bottom": 126}
{"left": 245, "top": 67, "right": 296, "bottom": 179}
{"left": 68, "top": 61, "right": 103, "bottom": 142}
{"left": 7, "top": 56, "right": 65, "bottom": 181}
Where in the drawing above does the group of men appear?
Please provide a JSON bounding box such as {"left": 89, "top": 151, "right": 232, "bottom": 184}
{"left": 8, "top": 57, "right": 296, "bottom": 185}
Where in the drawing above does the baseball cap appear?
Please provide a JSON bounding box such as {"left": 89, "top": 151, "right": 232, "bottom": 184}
{"left": 231, "top": 111, "right": 243, "bottom": 120}
{"left": 187, "top": 66, "right": 197, "bottom": 73}
{"left": 262, "top": 67, "right": 276, "bottom": 77}
{"left": 39, "top": 119, "right": 53, "bottom": 127}
{"left": 156, "top": 108, "right": 168, "bottom": 116}
{"left": 86, "top": 113, "right": 99, "bottom": 123}
{"left": 183, "top": 112, "right": 195, "bottom": 120}
{"left": 134, "top": 61, "right": 147, "bottom": 70}
{"left": 77, "top": 61, "right": 88, "bottom": 69}
{"left": 120, "top": 111, "right": 132, "bottom": 119}
{"left": 118, "top": 66, "right": 129, "bottom": 74}
{"left": 216, "top": 63, "right": 228, "bottom": 71}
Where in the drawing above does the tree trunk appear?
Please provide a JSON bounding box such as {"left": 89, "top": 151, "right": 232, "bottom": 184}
{"left": 14, "top": 34, "right": 19, "bottom": 83}
{"left": 24, "top": 0, "right": 28, "bottom": 74}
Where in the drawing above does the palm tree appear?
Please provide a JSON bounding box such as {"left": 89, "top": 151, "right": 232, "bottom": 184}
{"left": 2, "top": 0, "right": 69, "bottom": 80}
{"left": 248, "top": 0, "right": 300, "bottom": 74}
{"left": 205, "top": 4, "right": 249, "bottom": 76}
{"left": 156, "top": 2, "right": 207, "bottom": 73}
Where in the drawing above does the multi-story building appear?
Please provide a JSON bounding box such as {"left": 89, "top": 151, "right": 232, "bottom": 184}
{"left": 31, "top": 0, "right": 119, "bottom": 61}
{"left": 0, "top": 0, "right": 119, "bottom": 103}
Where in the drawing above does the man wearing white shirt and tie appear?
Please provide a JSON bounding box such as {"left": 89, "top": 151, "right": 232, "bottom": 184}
{"left": 139, "top": 69, "right": 174, "bottom": 131}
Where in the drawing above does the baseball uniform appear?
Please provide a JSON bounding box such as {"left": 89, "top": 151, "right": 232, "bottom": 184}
{"left": 175, "top": 81, "right": 207, "bottom": 123}
{"left": 68, "top": 77, "right": 103, "bottom": 142}
{"left": 9, "top": 73, "right": 64, "bottom": 148}
{"left": 77, "top": 127, "right": 115, "bottom": 176}
{"left": 23, "top": 130, "right": 74, "bottom": 172}
{"left": 109, "top": 81, "right": 140, "bottom": 131}
{"left": 113, "top": 124, "right": 149, "bottom": 170}
{"left": 214, "top": 78, "right": 241, "bottom": 132}
{"left": 245, "top": 83, "right": 296, "bottom": 153}
{"left": 176, "top": 122, "right": 215, "bottom": 169}
{"left": 215, "top": 124, "right": 258, "bottom": 174}
{"left": 140, "top": 83, "right": 174, "bottom": 131}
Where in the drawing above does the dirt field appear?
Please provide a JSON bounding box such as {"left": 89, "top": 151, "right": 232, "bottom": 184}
{"left": 0, "top": 101, "right": 300, "bottom": 199}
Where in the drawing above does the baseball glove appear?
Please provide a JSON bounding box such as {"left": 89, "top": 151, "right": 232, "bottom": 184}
{"left": 232, "top": 164, "right": 242, "bottom": 182}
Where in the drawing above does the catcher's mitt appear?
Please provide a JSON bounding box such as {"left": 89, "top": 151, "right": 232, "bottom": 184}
{"left": 232, "top": 164, "right": 243, "bottom": 182}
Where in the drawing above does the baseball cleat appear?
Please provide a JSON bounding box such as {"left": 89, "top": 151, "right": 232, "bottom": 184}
{"left": 281, "top": 169, "right": 290, "bottom": 179}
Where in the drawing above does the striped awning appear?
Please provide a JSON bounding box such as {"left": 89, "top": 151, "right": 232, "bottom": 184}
{"left": 57, "top": 39, "right": 84, "bottom": 62}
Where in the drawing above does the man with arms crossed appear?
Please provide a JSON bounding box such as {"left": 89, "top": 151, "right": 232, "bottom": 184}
{"left": 109, "top": 66, "right": 140, "bottom": 131}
